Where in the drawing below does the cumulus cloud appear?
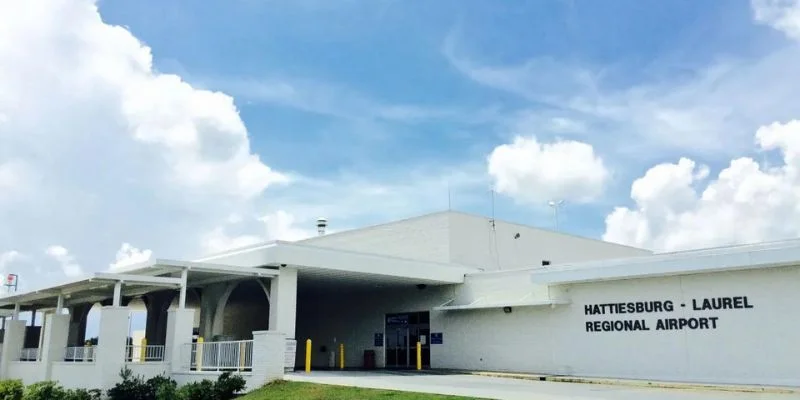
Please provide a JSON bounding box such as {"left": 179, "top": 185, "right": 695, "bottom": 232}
{"left": 45, "top": 246, "right": 83, "bottom": 278}
{"left": 752, "top": 0, "right": 800, "bottom": 41}
{"left": 487, "top": 136, "right": 609, "bottom": 204}
{"left": 604, "top": 120, "right": 800, "bottom": 251}
{"left": 109, "top": 243, "right": 153, "bottom": 271}
{"left": 200, "top": 210, "right": 316, "bottom": 254}
{"left": 0, "top": 0, "right": 292, "bottom": 288}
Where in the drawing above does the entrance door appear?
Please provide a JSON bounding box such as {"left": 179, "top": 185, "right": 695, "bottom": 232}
{"left": 385, "top": 311, "right": 430, "bottom": 368}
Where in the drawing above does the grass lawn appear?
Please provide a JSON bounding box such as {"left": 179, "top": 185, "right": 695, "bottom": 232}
{"left": 240, "top": 380, "right": 487, "bottom": 400}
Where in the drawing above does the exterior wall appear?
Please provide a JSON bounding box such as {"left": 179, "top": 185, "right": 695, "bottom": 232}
{"left": 300, "top": 213, "right": 452, "bottom": 263}
{"left": 435, "top": 265, "right": 800, "bottom": 386}
{"left": 52, "top": 363, "right": 98, "bottom": 389}
{"left": 6, "top": 362, "right": 43, "bottom": 384}
{"left": 295, "top": 285, "right": 456, "bottom": 369}
{"left": 222, "top": 282, "right": 269, "bottom": 340}
{"left": 126, "top": 363, "right": 169, "bottom": 380}
{"left": 447, "top": 212, "right": 652, "bottom": 271}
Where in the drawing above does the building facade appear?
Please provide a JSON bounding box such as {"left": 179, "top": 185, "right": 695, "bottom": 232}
{"left": 0, "top": 211, "right": 798, "bottom": 388}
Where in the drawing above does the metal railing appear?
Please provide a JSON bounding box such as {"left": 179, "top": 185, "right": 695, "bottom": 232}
{"left": 64, "top": 346, "right": 95, "bottom": 362}
{"left": 184, "top": 340, "right": 253, "bottom": 371}
{"left": 19, "top": 348, "right": 39, "bottom": 361}
{"left": 126, "top": 345, "right": 165, "bottom": 363}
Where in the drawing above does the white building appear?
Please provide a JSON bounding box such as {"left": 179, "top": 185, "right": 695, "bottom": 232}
{"left": 0, "top": 210, "right": 797, "bottom": 389}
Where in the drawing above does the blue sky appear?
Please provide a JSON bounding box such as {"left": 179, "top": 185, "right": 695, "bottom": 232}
{"left": 88, "top": 0, "right": 778, "bottom": 240}
{"left": 3, "top": 0, "right": 800, "bottom": 307}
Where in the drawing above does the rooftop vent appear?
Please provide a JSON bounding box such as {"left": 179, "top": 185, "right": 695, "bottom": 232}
{"left": 317, "top": 217, "right": 328, "bottom": 236}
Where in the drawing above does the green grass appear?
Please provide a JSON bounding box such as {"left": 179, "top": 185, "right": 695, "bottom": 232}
{"left": 240, "top": 380, "right": 486, "bottom": 400}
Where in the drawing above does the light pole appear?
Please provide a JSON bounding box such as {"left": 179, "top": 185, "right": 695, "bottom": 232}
{"left": 548, "top": 200, "right": 564, "bottom": 231}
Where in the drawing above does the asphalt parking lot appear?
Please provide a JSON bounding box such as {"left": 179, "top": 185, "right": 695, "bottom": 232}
{"left": 287, "top": 371, "right": 800, "bottom": 400}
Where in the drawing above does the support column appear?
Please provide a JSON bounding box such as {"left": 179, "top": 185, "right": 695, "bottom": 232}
{"left": 67, "top": 304, "right": 92, "bottom": 346}
{"left": 143, "top": 291, "right": 176, "bottom": 346}
{"left": 250, "top": 331, "right": 286, "bottom": 389}
{"left": 95, "top": 307, "right": 130, "bottom": 390}
{"left": 40, "top": 313, "right": 70, "bottom": 380}
{"left": 269, "top": 267, "right": 297, "bottom": 339}
{"left": 0, "top": 320, "right": 25, "bottom": 379}
{"left": 198, "top": 283, "right": 230, "bottom": 340}
{"left": 165, "top": 308, "right": 194, "bottom": 373}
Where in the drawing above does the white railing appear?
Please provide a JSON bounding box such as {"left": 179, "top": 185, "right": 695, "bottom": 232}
{"left": 64, "top": 346, "right": 95, "bottom": 362}
{"left": 183, "top": 340, "right": 253, "bottom": 371}
{"left": 19, "top": 348, "right": 39, "bottom": 361}
{"left": 126, "top": 345, "right": 165, "bottom": 363}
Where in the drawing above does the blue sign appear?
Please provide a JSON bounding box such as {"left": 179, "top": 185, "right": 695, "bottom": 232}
{"left": 430, "top": 332, "right": 443, "bottom": 344}
{"left": 374, "top": 333, "right": 384, "bottom": 347}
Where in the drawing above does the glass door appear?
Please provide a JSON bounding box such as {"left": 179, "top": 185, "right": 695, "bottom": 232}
{"left": 385, "top": 312, "right": 430, "bottom": 369}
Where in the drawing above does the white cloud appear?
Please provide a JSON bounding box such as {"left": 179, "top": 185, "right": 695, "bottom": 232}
{"left": 0, "top": 250, "right": 22, "bottom": 273}
{"left": 45, "top": 245, "right": 83, "bottom": 277}
{"left": 259, "top": 210, "right": 316, "bottom": 241}
{"left": 752, "top": 0, "right": 800, "bottom": 41}
{"left": 201, "top": 210, "right": 316, "bottom": 254}
{"left": 109, "top": 243, "right": 153, "bottom": 271}
{"left": 604, "top": 120, "right": 800, "bottom": 251}
{"left": 0, "top": 0, "right": 294, "bottom": 288}
{"left": 487, "top": 136, "right": 609, "bottom": 204}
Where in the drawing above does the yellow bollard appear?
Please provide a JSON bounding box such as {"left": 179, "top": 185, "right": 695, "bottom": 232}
{"left": 195, "top": 337, "right": 204, "bottom": 371}
{"left": 239, "top": 341, "right": 246, "bottom": 372}
{"left": 416, "top": 342, "right": 422, "bottom": 371}
{"left": 140, "top": 338, "right": 147, "bottom": 362}
{"left": 339, "top": 343, "right": 345, "bottom": 370}
{"left": 305, "top": 339, "right": 312, "bottom": 373}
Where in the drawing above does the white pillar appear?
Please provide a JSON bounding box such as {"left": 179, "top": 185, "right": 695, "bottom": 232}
{"left": 165, "top": 308, "right": 194, "bottom": 373}
{"left": 12, "top": 304, "right": 20, "bottom": 320}
{"left": 95, "top": 307, "right": 130, "bottom": 390}
{"left": 112, "top": 282, "right": 122, "bottom": 307}
{"left": 55, "top": 295, "right": 64, "bottom": 315}
{"left": 250, "top": 331, "right": 286, "bottom": 389}
{"left": 0, "top": 319, "right": 26, "bottom": 379}
{"left": 179, "top": 269, "right": 188, "bottom": 309}
{"left": 269, "top": 267, "right": 297, "bottom": 340}
{"left": 40, "top": 313, "right": 70, "bottom": 380}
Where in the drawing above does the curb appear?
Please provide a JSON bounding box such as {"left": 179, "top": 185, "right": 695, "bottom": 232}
{"left": 466, "top": 371, "right": 798, "bottom": 394}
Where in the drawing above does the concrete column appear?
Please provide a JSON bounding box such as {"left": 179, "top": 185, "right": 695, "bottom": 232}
{"left": 250, "top": 331, "right": 286, "bottom": 389}
{"left": 40, "top": 313, "right": 70, "bottom": 380}
{"left": 198, "top": 283, "right": 230, "bottom": 340}
{"left": 0, "top": 320, "right": 26, "bottom": 379}
{"left": 68, "top": 304, "right": 92, "bottom": 346}
{"left": 165, "top": 308, "right": 194, "bottom": 373}
{"left": 269, "top": 267, "right": 297, "bottom": 339}
{"left": 143, "top": 291, "right": 176, "bottom": 345}
{"left": 95, "top": 307, "right": 130, "bottom": 390}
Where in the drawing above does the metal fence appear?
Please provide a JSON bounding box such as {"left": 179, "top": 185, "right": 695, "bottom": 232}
{"left": 19, "top": 348, "right": 39, "bottom": 362}
{"left": 183, "top": 340, "right": 253, "bottom": 371}
{"left": 126, "top": 345, "right": 165, "bottom": 363}
{"left": 64, "top": 346, "right": 95, "bottom": 362}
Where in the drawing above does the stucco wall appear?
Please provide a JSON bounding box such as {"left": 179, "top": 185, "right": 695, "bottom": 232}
{"left": 435, "top": 265, "right": 800, "bottom": 386}
{"left": 6, "top": 362, "right": 43, "bottom": 384}
{"left": 302, "top": 213, "right": 452, "bottom": 263}
{"left": 51, "top": 363, "right": 99, "bottom": 389}
{"left": 447, "top": 212, "right": 651, "bottom": 271}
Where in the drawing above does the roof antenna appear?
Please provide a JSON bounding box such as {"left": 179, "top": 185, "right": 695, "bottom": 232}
{"left": 490, "top": 188, "right": 496, "bottom": 230}
{"left": 447, "top": 182, "right": 452, "bottom": 211}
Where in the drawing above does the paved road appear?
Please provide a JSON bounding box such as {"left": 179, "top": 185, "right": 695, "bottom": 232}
{"left": 287, "top": 371, "right": 800, "bottom": 400}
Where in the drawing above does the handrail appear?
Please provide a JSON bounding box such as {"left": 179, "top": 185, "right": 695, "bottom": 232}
{"left": 183, "top": 340, "right": 253, "bottom": 371}
{"left": 64, "top": 346, "right": 95, "bottom": 362}
{"left": 126, "top": 344, "right": 165, "bottom": 363}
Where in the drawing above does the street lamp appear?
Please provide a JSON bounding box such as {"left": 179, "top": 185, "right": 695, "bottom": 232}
{"left": 548, "top": 200, "right": 565, "bottom": 231}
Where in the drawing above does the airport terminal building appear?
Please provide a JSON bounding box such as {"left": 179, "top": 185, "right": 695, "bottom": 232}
{"left": 1, "top": 210, "right": 799, "bottom": 389}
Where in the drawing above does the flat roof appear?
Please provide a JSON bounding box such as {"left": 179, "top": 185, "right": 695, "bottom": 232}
{"left": 530, "top": 238, "right": 800, "bottom": 284}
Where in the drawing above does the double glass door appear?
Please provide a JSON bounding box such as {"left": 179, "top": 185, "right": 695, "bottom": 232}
{"left": 385, "top": 312, "right": 430, "bottom": 369}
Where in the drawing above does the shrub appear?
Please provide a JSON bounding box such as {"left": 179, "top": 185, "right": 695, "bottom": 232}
{"left": 214, "top": 373, "right": 246, "bottom": 400}
{"left": 145, "top": 375, "right": 177, "bottom": 400}
{"left": 0, "top": 380, "right": 24, "bottom": 400}
{"left": 64, "top": 389, "right": 102, "bottom": 400}
{"left": 177, "top": 380, "right": 215, "bottom": 400}
{"left": 106, "top": 368, "right": 149, "bottom": 400}
{"left": 22, "top": 381, "right": 67, "bottom": 400}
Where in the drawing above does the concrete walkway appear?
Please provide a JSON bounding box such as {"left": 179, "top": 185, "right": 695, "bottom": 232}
{"left": 286, "top": 371, "right": 800, "bottom": 400}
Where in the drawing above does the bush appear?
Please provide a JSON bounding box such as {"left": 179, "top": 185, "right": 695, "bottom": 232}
{"left": 177, "top": 380, "right": 216, "bottom": 400}
{"left": 106, "top": 368, "right": 149, "bottom": 400}
{"left": 0, "top": 380, "right": 24, "bottom": 400}
{"left": 64, "top": 389, "right": 102, "bottom": 400}
{"left": 214, "top": 373, "right": 246, "bottom": 400}
{"left": 145, "top": 375, "right": 177, "bottom": 400}
{"left": 22, "top": 381, "right": 67, "bottom": 400}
